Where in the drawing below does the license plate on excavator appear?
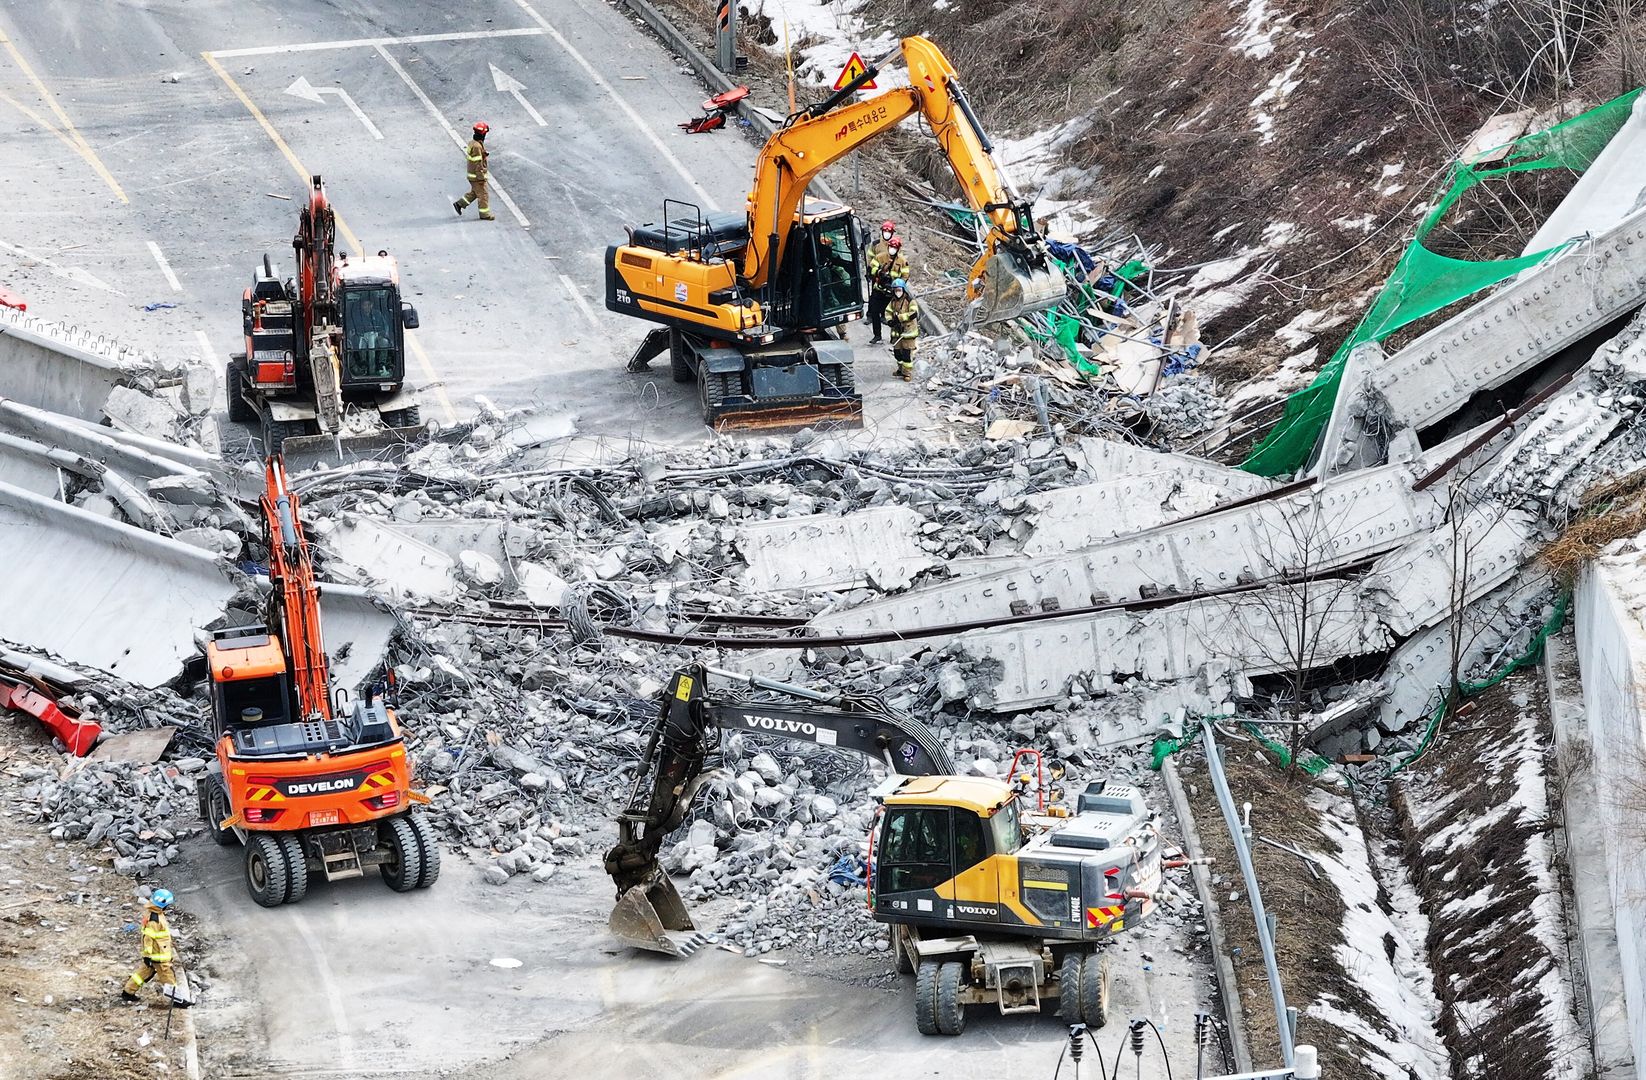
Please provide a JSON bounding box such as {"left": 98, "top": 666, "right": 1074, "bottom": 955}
{"left": 307, "top": 809, "right": 341, "bottom": 827}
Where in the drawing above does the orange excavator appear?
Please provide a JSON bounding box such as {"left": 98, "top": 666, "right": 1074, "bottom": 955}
{"left": 194, "top": 456, "right": 440, "bottom": 906}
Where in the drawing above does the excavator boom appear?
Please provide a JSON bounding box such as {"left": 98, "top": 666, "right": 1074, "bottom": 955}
{"left": 739, "top": 37, "right": 1065, "bottom": 323}
{"left": 605, "top": 665, "right": 953, "bottom": 957}
{"left": 262, "top": 456, "right": 331, "bottom": 722}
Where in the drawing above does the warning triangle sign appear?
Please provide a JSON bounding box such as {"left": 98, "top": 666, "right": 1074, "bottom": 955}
{"left": 832, "top": 51, "right": 877, "bottom": 92}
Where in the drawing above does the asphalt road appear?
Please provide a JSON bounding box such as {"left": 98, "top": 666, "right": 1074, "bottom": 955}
{"left": 176, "top": 842, "right": 1216, "bottom": 1080}
{"left": 0, "top": 0, "right": 934, "bottom": 451}
{"left": 0, "top": 2, "right": 1217, "bottom": 1076}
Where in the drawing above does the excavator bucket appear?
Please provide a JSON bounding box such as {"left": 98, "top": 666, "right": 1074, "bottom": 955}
{"left": 278, "top": 423, "right": 429, "bottom": 474}
{"left": 610, "top": 879, "right": 712, "bottom": 958}
{"left": 970, "top": 250, "right": 1069, "bottom": 325}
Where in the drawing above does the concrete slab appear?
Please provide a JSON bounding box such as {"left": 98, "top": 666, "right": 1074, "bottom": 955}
{"left": 317, "top": 514, "right": 460, "bottom": 602}
{"left": 319, "top": 584, "right": 398, "bottom": 693}
{"left": 0, "top": 308, "right": 136, "bottom": 422}
{"left": 736, "top": 506, "right": 937, "bottom": 592}
{"left": 0, "top": 480, "right": 238, "bottom": 686}
{"left": 1523, "top": 95, "right": 1646, "bottom": 257}
{"left": 1546, "top": 626, "right": 1638, "bottom": 1080}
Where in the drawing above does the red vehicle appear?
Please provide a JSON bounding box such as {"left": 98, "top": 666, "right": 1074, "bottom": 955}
{"left": 195, "top": 456, "right": 439, "bottom": 906}
{"left": 226, "top": 176, "right": 423, "bottom": 461}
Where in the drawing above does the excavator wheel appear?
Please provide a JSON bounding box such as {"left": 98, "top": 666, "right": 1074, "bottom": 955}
{"left": 894, "top": 925, "right": 916, "bottom": 975}
{"left": 406, "top": 811, "right": 442, "bottom": 890}
{"left": 225, "top": 358, "right": 255, "bottom": 423}
{"left": 278, "top": 833, "right": 310, "bottom": 904}
{"left": 379, "top": 815, "right": 424, "bottom": 893}
{"left": 1057, "top": 952, "right": 1086, "bottom": 1022}
{"left": 206, "top": 784, "right": 236, "bottom": 847}
{"left": 934, "top": 961, "right": 966, "bottom": 1035}
{"left": 261, "top": 414, "right": 311, "bottom": 457}
{"left": 245, "top": 833, "right": 291, "bottom": 908}
{"left": 669, "top": 332, "right": 694, "bottom": 384}
{"left": 914, "top": 959, "right": 966, "bottom": 1036}
{"left": 381, "top": 405, "right": 422, "bottom": 429}
{"left": 1081, "top": 952, "right": 1111, "bottom": 1028}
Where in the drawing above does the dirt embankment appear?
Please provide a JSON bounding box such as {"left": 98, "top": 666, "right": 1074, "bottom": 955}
{"left": 1182, "top": 753, "right": 1391, "bottom": 1078}
{"left": 628, "top": 0, "right": 1644, "bottom": 400}
{"left": 1392, "top": 671, "right": 1586, "bottom": 1077}
{"left": 0, "top": 724, "right": 194, "bottom": 1080}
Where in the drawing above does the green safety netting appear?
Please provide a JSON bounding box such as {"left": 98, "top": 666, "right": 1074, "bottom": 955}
{"left": 1241, "top": 89, "right": 1646, "bottom": 477}
{"left": 1148, "top": 715, "right": 1331, "bottom": 775}
{"left": 1149, "top": 592, "right": 1569, "bottom": 777}
{"left": 1391, "top": 591, "right": 1571, "bottom": 773}
{"left": 1018, "top": 258, "right": 1153, "bottom": 373}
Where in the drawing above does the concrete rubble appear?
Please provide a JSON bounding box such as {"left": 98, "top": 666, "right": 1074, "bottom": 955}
{"left": 5, "top": 152, "right": 1646, "bottom": 969}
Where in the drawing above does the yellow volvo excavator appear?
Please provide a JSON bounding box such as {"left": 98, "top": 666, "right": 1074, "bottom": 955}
{"left": 605, "top": 665, "right": 1164, "bottom": 1035}
{"left": 605, "top": 36, "right": 1066, "bottom": 429}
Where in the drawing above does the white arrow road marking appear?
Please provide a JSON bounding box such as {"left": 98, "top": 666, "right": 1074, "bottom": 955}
{"left": 375, "top": 45, "right": 530, "bottom": 228}
{"left": 511, "top": 0, "right": 720, "bottom": 210}
{"left": 284, "top": 75, "right": 383, "bottom": 140}
{"left": 490, "top": 63, "right": 547, "bottom": 127}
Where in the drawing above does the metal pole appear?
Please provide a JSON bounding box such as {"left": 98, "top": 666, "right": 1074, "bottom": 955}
{"left": 715, "top": 0, "right": 736, "bottom": 74}
{"left": 1201, "top": 724, "right": 1296, "bottom": 1068}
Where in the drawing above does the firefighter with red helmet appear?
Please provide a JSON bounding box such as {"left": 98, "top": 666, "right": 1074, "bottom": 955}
{"left": 454, "top": 122, "right": 494, "bottom": 221}
{"left": 865, "top": 220, "right": 909, "bottom": 344}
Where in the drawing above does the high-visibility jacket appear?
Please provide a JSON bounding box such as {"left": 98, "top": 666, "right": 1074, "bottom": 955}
{"left": 867, "top": 239, "right": 893, "bottom": 276}
{"left": 466, "top": 139, "right": 488, "bottom": 181}
{"left": 887, "top": 295, "right": 920, "bottom": 348}
{"left": 141, "top": 911, "right": 173, "bottom": 963}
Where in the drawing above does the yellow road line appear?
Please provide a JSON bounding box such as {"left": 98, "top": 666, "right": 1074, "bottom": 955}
{"left": 203, "top": 50, "right": 458, "bottom": 424}
{"left": 0, "top": 26, "right": 128, "bottom": 203}
{"left": 0, "top": 90, "right": 79, "bottom": 155}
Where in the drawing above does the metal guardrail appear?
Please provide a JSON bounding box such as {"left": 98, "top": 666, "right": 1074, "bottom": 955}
{"left": 1202, "top": 723, "right": 1297, "bottom": 1069}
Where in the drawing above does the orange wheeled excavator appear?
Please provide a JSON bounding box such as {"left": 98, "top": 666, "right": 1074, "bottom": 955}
{"left": 195, "top": 456, "right": 440, "bottom": 906}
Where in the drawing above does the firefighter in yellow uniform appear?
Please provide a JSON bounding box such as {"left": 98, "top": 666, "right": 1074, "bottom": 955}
{"left": 453, "top": 122, "right": 494, "bottom": 221}
{"left": 865, "top": 221, "right": 909, "bottom": 344}
{"left": 121, "top": 889, "right": 189, "bottom": 1006}
{"left": 886, "top": 279, "right": 919, "bottom": 381}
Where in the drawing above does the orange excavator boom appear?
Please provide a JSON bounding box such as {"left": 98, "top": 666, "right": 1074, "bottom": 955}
{"left": 262, "top": 456, "right": 331, "bottom": 722}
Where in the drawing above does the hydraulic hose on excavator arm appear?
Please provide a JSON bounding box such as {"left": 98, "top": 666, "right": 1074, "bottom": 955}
{"left": 604, "top": 664, "right": 954, "bottom": 958}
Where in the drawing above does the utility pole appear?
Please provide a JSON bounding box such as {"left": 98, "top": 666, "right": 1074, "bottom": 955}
{"left": 715, "top": 0, "right": 737, "bottom": 74}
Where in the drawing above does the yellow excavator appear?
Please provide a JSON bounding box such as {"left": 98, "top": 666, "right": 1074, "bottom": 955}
{"left": 605, "top": 36, "right": 1066, "bottom": 429}
{"left": 605, "top": 666, "right": 1164, "bottom": 1035}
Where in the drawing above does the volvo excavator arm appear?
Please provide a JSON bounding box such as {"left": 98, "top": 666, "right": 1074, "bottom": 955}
{"left": 739, "top": 36, "right": 1064, "bottom": 323}
{"left": 604, "top": 664, "right": 953, "bottom": 957}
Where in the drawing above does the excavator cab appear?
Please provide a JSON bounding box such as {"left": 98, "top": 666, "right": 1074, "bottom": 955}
{"left": 336, "top": 254, "right": 417, "bottom": 391}
{"left": 773, "top": 208, "right": 865, "bottom": 331}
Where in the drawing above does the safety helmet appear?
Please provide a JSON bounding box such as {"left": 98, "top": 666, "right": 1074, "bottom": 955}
{"left": 888, "top": 237, "right": 902, "bottom": 250}
{"left": 473, "top": 122, "right": 490, "bottom": 136}
{"left": 892, "top": 278, "right": 907, "bottom": 291}
{"left": 149, "top": 889, "right": 174, "bottom": 910}
{"left": 881, "top": 220, "right": 896, "bottom": 232}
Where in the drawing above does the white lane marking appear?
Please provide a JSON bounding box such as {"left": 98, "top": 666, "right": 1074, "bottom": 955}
{"left": 194, "top": 329, "right": 216, "bottom": 368}
{"left": 285, "top": 76, "right": 383, "bottom": 140}
{"left": 290, "top": 909, "right": 357, "bottom": 1071}
{"left": 146, "top": 241, "right": 183, "bottom": 292}
{"left": 0, "top": 237, "right": 122, "bottom": 294}
{"left": 406, "top": 334, "right": 460, "bottom": 424}
{"left": 559, "top": 273, "right": 599, "bottom": 327}
{"left": 210, "top": 26, "right": 544, "bottom": 59}
{"left": 181, "top": 1008, "right": 202, "bottom": 1080}
{"left": 511, "top": 0, "right": 720, "bottom": 210}
{"left": 374, "top": 45, "right": 531, "bottom": 228}
{"left": 490, "top": 63, "right": 547, "bottom": 127}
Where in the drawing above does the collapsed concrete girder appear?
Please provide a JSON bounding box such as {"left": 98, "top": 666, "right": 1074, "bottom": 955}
{"left": 1321, "top": 204, "right": 1646, "bottom": 474}
{"left": 0, "top": 480, "right": 239, "bottom": 686}
{"left": 814, "top": 457, "right": 1444, "bottom": 640}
